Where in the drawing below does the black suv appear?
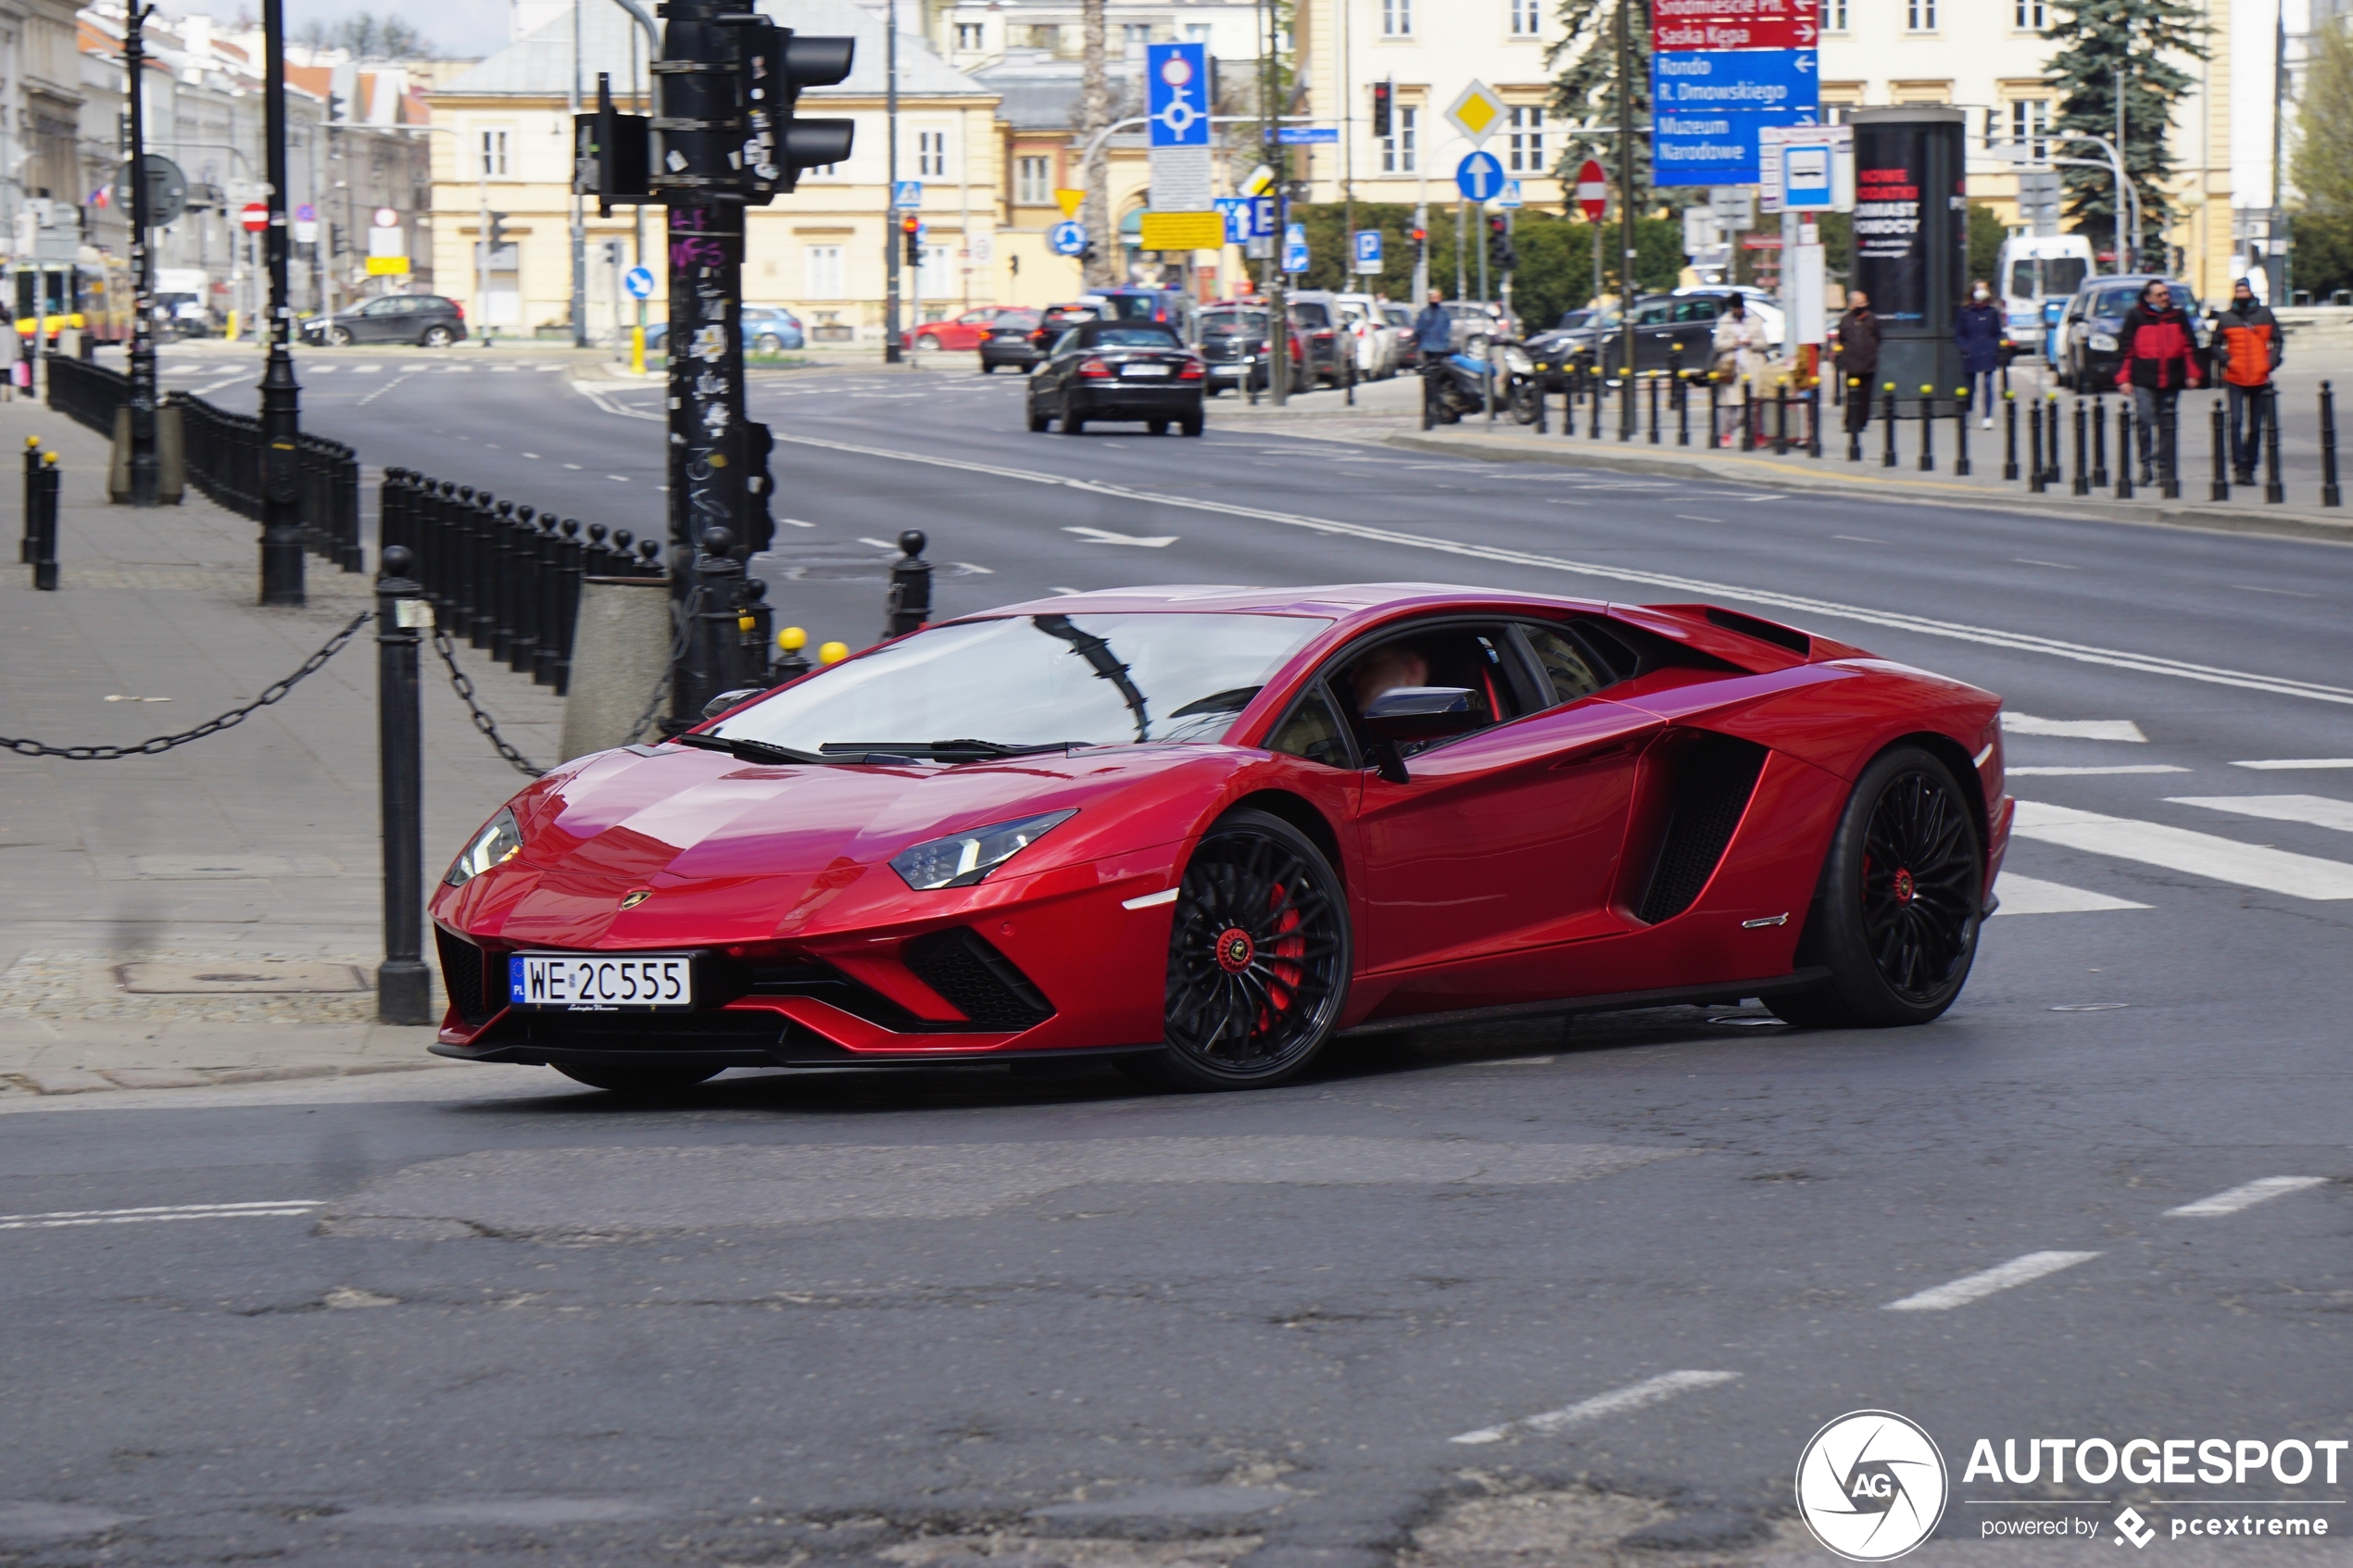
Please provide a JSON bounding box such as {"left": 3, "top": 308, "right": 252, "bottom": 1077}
{"left": 301, "top": 294, "right": 468, "bottom": 347}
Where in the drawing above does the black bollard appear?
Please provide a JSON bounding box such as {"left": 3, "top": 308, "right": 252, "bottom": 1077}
{"left": 1953, "top": 387, "right": 1970, "bottom": 477}
{"left": 29, "top": 450, "right": 58, "bottom": 590}
{"left": 1774, "top": 383, "right": 1790, "bottom": 455}
{"left": 2090, "top": 401, "right": 2108, "bottom": 488}
{"left": 2210, "top": 398, "right": 2229, "bottom": 502}
{"left": 1918, "top": 385, "right": 1935, "bottom": 472}
{"left": 503, "top": 504, "right": 537, "bottom": 675}
{"left": 2045, "top": 395, "right": 2063, "bottom": 487}
{"left": 1678, "top": 373, "right": 1692, "bottom": 446}
{"left": 688, "top": 526, "right": 748, "bottom": 719}
{"left": 1709, "top": 380, "right": 1722, "bottom": 449}
{"left": 374, "top": 545, "right": 432, "bottom": 1025}
{"left": 2264, "top": 387, "right": 2285, "bottom": 504}
{"left": 635, "top": 537, "right": 663, "bottom": 579}
{"left": 770, "top": 623, "right": 812, "bottom": 684}
{"left": 2323, "top": 382, "right": 2343, "bottom": 507}
{"left": 1807, "top": 388, "right": 1822, "bottom": 459}
{"left": 1590, "top": 361, "right": 1604, "bottom": 439}
{"left": 1647, "top": 375, "right": 1661, "bottom": 445}
{"left": 886, "top": 528, "right": 933, "bottom": 637}
{"left": 2115, "top": 403, "right": 2134, "bottom": 499}
{"left": 2003, "top": 391, "right": 2019, "bottom": 481}
{"left": 1881, "top": 385, "right": 1898, "bottom": 467}
{"left": 2029, "top": 401, "right": 2046, "bottom": 493}
{"left": 2072, "top": 398, "right": 2090, "bottom": 495}
{"left": 2159, "top": 397, "right": 2181, "bottom": 500}
{"left": 1846, "top": 379, "right": 1862, "bottom": 462}
{"left": 551, "top": 520, "right": 584, "bottom": 693}
{"left": 19, "top": 434, "right": 39, "bottom": 563}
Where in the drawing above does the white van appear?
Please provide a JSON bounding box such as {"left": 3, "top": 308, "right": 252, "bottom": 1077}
{"left": 1996, "top": 234, "right": 2095, "bottom": 363}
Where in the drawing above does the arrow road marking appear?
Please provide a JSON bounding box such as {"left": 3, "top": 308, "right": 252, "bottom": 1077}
{"left": 761, "top": 431, "right": 2353, "bottom": 708}
{"left": 1064, "top": 526, "right": 1177, "bottom": 547}
{"left": 1451, "top": 1371, "right": 1741, "bottom": 1445}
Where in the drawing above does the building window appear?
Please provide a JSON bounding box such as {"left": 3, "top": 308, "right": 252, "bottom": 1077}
{"left": 2008, "top": 97, "right": 2050, "bottom": 158}
{"left": 1381, "top": 0, "right": 1411, "bottom": 35}
{"left": 1906, "top": 0, "right": 1935, "bottom": 27}
{"left": 1380, "top": 105, "right": 1417, "bottom": 173}
{"left": 1183, "top": 21, "right": 1211, "bottom": 42}
{"left": 1015, "top": 155, "right": 1051, "bottom": 205}
{"left": 2014, "top": 0, "right": 2045, "bottom": 26}
{"left": 1825, "top": 0, "right": 1848, "bottom": 29}
{"left": 1509, "top": 0, "right": 1541, "bottom": 33}
{"left": 1505, "top": 105, "right": 1544, "bottom": 172}
{"left": 918, "top": 244, "right": 951, "bottom": 297}
{"left": 955, "top": 21, "right": 984, "bottom": 49}
{"left": 804, "top": 245, "right": 843, "bottom": 299}
{"left": 1123, "top": 22, "right": 1151, "bottom": 44}
{"left": 917, "top": 130, "right": 948, "bottom": 178}
{"left": 1027, "top": 24, "right": 1059, "bottom": 48}
{"left": 478, "top": 128, "right": 508, "bottom": 177}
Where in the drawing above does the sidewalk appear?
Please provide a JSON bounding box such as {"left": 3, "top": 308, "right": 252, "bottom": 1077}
{"left": 0, "top": 398, "right": 565, "bottom": 1096}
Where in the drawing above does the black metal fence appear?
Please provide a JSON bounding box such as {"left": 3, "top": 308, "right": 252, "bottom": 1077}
{"left": 379, "top": 467, "right": 667, "bottom": 697}
{"left": 43, "top": 353, "right": 125, "bottom": 438}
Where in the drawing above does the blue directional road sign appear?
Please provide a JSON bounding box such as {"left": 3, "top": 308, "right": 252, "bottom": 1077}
{"left": 1146, "top": 42, "right": 1210, "bottom": 147}
{"left": 1277, "top": 127, "right": 1339, "bottom": 144}
{"left": 1454, "top": 150, "right": 1506, "bottom": 203}
{"left": 1250, "top": 195, "right": 1277, "bottom": 238}
{"left": 623, "top": 265, "right": 655, "bottom": 300}
{"left": 1353, "top": 229, "right": 1383, "bottom": 270}
{"left": 1049, "top": 220, "right": 1088, "bottom": 257}
{"left": 1650, "top": 48, "right": 1818, "bottom": 187}
{"left": 1214, "top": 196, "right": 1252, "bottom": 243}
{"left": 892, "top": 180, "right": 924, "bottom": 209}
{"left": 1281, "top": 221, "right": 1310, "bottom": 275}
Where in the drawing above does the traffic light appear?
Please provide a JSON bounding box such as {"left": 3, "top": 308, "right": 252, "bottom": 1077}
{"left": 901, "top": 213, "right": 921, "bottom": 267}
{"left": 737, "top": 23, "right": 857, "bottom": 204}
{"left": 1371, "top": 80, "right": 1392, "bottom": 139}
{"left": 573, "top": 73, "right": 649, "bottom": 218}
{"left": 486, "top": 211, "right": 510, "bottom": 251}
{"left": 1488, "top": 215, "right": 1516, "bottom": 271}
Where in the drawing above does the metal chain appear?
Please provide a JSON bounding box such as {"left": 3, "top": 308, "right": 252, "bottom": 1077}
{"left": 429, "top": 624, "right": 546, "bottom": 779}
{"left": 0, "top": 611, "right": 371, "bottom": 760}
{"left": 623, "top": 585, "right": 705, "bottom": 746}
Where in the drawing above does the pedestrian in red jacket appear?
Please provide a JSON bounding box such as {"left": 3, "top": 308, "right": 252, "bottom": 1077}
{"left": 2115, "top": 279, "right": 2201, "bottom": 485}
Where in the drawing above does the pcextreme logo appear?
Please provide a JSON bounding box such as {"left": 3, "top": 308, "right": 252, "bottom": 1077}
{"left": 1795, "top": 1411, "right": 1951, "bottom": 1562}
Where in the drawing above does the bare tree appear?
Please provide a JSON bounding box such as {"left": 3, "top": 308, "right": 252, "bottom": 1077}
{"left": 1079, "top": 0, "right": 1111, "bottom": 286}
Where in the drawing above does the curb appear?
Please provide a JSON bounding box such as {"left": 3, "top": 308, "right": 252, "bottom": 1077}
{"left": 1381, "top": 432, "right": 2353, "bottom": 548}
{"left": 0, "top": 1058, "right": 451, "bottom": 1098}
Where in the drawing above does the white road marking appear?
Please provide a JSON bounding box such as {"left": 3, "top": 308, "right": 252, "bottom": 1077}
{"left": 2233, "top": 759, "right": 2353, "bottom": 770}
{"left": 762, "top": 433, "right": 2353, "bottom": 707}
{"left": 1120, "top": 887, "right": 1178, "bottom": 910}
{"left": 0, "top": 1199, "right": 320, "bottom": 1232}
{"left": 1064, "top": 525, "right": 1177, "bottom": 547}
{"left": 782, "top": 517, "right": 816, "bottom": 528}
{"left": 1832, "top": 534, "right": 1888, "bottom": 544}
{"left": 1675, "top": 514, "right": 1723, "bottom": 523}
{"left": 2012, "top": 800, "right": 2353, "bottom": 900}
{"left": 2170, "top": 795, "right": 2353, "bottom": 834}
{"left": 522, "top": 452, "right": 540, "bottom": 459}
{"left": 2233, "top": 583, "right": 2319, "bottom": 598}
{"left": 2007, "top": 764, "right": 2188, "bottom": 776}
{"left": 308, "top": 364, "right": 336, "bottom": 372}
{"left": 563, "top": 463, "right": 583, "bottom": 470}
{"left": 357, "top": 374, "right": 412, "bottom": 407}
{"left": 352, "top": 363, "right": 382, "bottom": 374}
{"left": 1990, "top": 874, "right": 2149, "bottom": 914}
{"left": 2165, "top": 1176, "right": 2329, "bottom": 1217}
{"left": 606, "top": 474, "right": 629, "bottom": 482}
{"left": 2014, "top": 558, "right": 2081, "bottom": 570}
{"left": 2004, "top": 714, "right": 2147, "bottom": 742}
{"left": 1884, "top": 1250, "right": 2100, "bottom": 1311}
{"left": 1450, "top": 1371, "right": 1741, "bottom": 1445}
{"left": 192, "top": 376, "right": 248, "bottom": 396}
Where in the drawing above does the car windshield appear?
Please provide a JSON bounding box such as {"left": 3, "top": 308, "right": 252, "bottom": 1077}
{"left": 1091, "top": 325, "right": 1181, "bottom": 347}
{"left": 1203, "top": 311, "right": 1267, "bottom": 333}
{"left": 1092, "top": 295, "right": 1160, "bottom": 320}
{"left": 710, "top": 613, "right": 1331, "bottom": 752}
{"left": 2090, "top": 284, "right": 2192, "bottom": 320}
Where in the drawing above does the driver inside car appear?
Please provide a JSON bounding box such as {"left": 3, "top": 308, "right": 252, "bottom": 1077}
{"left": 1349, "top": 644, "right": 1429, "bottom": 710}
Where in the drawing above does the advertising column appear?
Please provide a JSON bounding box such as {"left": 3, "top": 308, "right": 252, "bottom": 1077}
{"left": 1849, "top": 107, "right": 1967, "bottom": 419}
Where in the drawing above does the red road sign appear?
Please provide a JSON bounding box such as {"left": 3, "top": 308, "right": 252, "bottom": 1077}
{"left": 1575, "top": 159, "right": 1608, "bottom": 221}
{"left": 1653, "top": 0, "right": 1818, "bottom": 50}
{"left": 239, "top": 203, "right": 269, "bottom": 232}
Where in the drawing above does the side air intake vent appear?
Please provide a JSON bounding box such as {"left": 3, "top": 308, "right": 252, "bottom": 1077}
{"left": 903, "top": 928, "right": 1056, "bottom": 1031}
{"left": 1705, "top": 606, "right": 1811, "bottom": 657}
{"left": 434, "top": 928, "right": 500, "bottom": 1025}
{"left": 1638, "top": 734, "right": 1771, "bottom": 924}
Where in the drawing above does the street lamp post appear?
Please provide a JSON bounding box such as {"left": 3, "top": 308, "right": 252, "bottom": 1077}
{"left": 257, "top": 0, "right": 304, "bottom": 605}
{"left": 124, "top": 2, "right": 160, "bottom": 508}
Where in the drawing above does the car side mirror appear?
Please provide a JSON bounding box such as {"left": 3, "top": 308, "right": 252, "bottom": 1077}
{"left": 1362, "top": 685, "right": 1483, "bottom": 741}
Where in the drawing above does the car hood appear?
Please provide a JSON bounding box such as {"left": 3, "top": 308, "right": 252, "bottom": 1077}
{"left": 433, "top": 741, "right": 1227, "bottom": 947}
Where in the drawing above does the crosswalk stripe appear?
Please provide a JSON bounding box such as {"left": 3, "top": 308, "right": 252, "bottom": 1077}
{"left": 2007, "top": 765, "right": 2186, "bottom": 776}
{"left": 2231, "top": 759, "right": 2353, "bottom": 770}
{"left": 2004, "top": 715, "right": 2147, "bottom": 742}
{"left": 2012, "top": 801, "right": 2353, "bottom": 900}
{"left": 1991, "top": 873, "right": 2148, "bottom": 914}
{"left": 2169, "top": 795, "right": 2353, "bottom": 834}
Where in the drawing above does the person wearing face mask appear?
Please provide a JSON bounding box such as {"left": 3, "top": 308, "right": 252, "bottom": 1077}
{"left": 2116, "top": 278, "right": 2201, "bottom": 486}
{"left": 1955, "top": 280, "right": 2003, "bottom": 429}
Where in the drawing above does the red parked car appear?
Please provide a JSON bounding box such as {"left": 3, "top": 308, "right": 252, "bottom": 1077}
{"left": 904, "top": 307, "right": 1014, "bottom": 352}
{"left": 430, "top": 585, "right": 2011, "bottom": 1096}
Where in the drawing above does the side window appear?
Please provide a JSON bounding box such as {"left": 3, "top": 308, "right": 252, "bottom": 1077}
{"left": 1265, "top": 684, "right": 1354, "bottom": 768}
{"left": 1633, "top": 301, "right": 1673, "bottom": 326}
{"left": 1334, "top": 625, "right": 1526, "bottom": 744}
{"left": 1050, "top": 329, "right": 1080, "bottom": 357}
{"left": 1675, "top": 299, "right": 1721, "bottom": 322}
{"left": 1521, "top": 624, "right": 1611, "bottom": 708}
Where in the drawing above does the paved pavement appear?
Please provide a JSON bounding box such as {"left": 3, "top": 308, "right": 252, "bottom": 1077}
{"left": 0, "top": 345, "right": 2347, "bottom": 1566}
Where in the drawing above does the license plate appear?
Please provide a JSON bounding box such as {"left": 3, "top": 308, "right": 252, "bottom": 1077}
{"left": 1123, "top": 363, "right": 1172, "bottom": 377}
{"left": 509, "top": 952, "right": 694, "bottom": 1010}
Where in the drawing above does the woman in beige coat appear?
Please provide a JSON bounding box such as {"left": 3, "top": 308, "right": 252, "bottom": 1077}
{"left": 1710, "top": 295, "right": 1773, "bottom": 445}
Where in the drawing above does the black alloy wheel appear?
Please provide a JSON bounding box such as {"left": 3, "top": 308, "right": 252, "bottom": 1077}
{"left": 1148, "top": 809, "right": 1351, "bottom": 1090}
{"left": 553, "top": 1063, "right": 723, "bottom": 1096}
{"left": 1769, "top": 745, "right": 1983, "bottom": 1028}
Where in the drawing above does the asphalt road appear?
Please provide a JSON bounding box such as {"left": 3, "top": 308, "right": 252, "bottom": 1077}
{"left": 13, "top": 343, "right": 2346, "bottom": 1567}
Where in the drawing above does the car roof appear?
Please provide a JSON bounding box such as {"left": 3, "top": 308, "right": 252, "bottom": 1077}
{"left": 955, "top": 583, "right": 1612, "bottom": 624}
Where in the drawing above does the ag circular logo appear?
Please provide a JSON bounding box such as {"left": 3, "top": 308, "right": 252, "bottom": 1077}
{"left": 1794, "top": 1410, "right": 1949, "bottom": 1562}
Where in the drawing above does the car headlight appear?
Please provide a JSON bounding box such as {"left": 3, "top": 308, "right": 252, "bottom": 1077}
{"left": 888, "top": 809, "right": 1076, "bottom": 891}
{"left": 2089, "top": 332, "right": 2118, "bottom": 352}
{"left": 445, "top": 808, "right": 523, "bottom": 887}
{"left": 1503, "top": 346, "right": 1534, "bottom": 373}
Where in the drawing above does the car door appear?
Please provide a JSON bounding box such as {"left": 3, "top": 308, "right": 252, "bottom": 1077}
{"left": 1667, "top": 298, "right": 1721, "bottom": 371}
{"left": 365, "top": 297, "right": 414, "bottom": 343}
{"left": 1340, "top": 619, "right": 1663, "bottom": 995}
{"left": 1629, "top": 299, "right": 1678, "bottom": 371}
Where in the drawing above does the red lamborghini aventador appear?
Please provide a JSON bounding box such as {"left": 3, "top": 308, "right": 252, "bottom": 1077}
{"left": 430, "top": 585, "right": 2012, "bottom": 1093}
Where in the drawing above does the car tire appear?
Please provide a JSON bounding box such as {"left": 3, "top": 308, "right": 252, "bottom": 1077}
{"left": 1139, "top": 808, "right": 1352, "bottom": 1091}
{"left": 329, "top": 325, "right": 354, "bottom": 347}
{"left": 1062, "top": 396, "right": 1084, "bottom": 435}
{"left": 1026, "top": 402, "right": 1050, "bottom": 433}
{"left": 1148, "top": 420, "right": 1168, "bottom": 435}
{"left": 981, "top": 362, "right": 997, "bottom": 374}
{"left": 1179, "top": 416, "right": 1203, "bottom": 436}
{"left": 916, "top": 333, "right": 940, "bottom": 352}
{"left": 553, "top": 1063, "right": 723, "bottom": 1095}
{"left": 1767, "top": 745, "right": 1984, "bottom": 1030}
{"left": 420, "top": 325, "right": 455, "bottom": 347}
{"left": 755, "top": 332, "right": 784, "bottom": 354}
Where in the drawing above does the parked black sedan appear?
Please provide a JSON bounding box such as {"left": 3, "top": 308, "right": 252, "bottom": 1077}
{"left": 299, "top": 293, "right": 468, "bottom": 347}
{"left": 1025, "top": 320, "right": 1205, "bottom": 435}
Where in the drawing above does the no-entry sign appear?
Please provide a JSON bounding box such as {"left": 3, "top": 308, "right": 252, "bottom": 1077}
{"left": 1575, "top": 159, "right": 1608, "bottom": 220}
{"left": 238, "top": 203, "right": 269, "bottom": 232}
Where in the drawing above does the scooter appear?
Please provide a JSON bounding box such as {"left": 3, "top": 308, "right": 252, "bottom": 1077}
{"left": 1420, "top": 344, "right": 1542, "bottom": 427}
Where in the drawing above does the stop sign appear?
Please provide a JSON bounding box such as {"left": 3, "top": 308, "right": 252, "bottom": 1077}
{"left": 239, "top": 203, "right": 269, "bottom": 232}
{"left": 1575, "top": 160, "right": 1607, "bottom": 221}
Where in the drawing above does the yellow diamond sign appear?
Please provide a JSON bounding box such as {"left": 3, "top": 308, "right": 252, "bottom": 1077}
{"left": 1446, "top": 81, "right": 1505, "bottom": 145}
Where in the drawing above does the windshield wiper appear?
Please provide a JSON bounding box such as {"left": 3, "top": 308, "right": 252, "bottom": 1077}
{"left": 817, "top": 738, "right": 1090, "bottom": 762}
{"left": 670, "top": 731, "right": 827, "bottom": 766}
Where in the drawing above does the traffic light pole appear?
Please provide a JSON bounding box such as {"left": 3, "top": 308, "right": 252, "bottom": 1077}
{"left": 882, "top": 0, "right": 901, "bottom": 364}
{"left": 258, "top": 0, "right": 305, "bottom": 605}
{"left": 124, "top": 2, "right": 160, "bottom": 508}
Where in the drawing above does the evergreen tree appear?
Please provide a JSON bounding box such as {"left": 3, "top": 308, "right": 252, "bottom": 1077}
{"left": 2043, "top": 0, "right": 2204, "bottom": 262}
{"left": 1547, "top": 0, "right": 1653, "bottom": 212}
{"left": 2289, "top": 20, "right": 2353, "bottom": 299}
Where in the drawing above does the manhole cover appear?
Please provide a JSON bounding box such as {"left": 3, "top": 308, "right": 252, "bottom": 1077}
{"left": 116, "top": 960, "right": 370, "bottom": 995}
